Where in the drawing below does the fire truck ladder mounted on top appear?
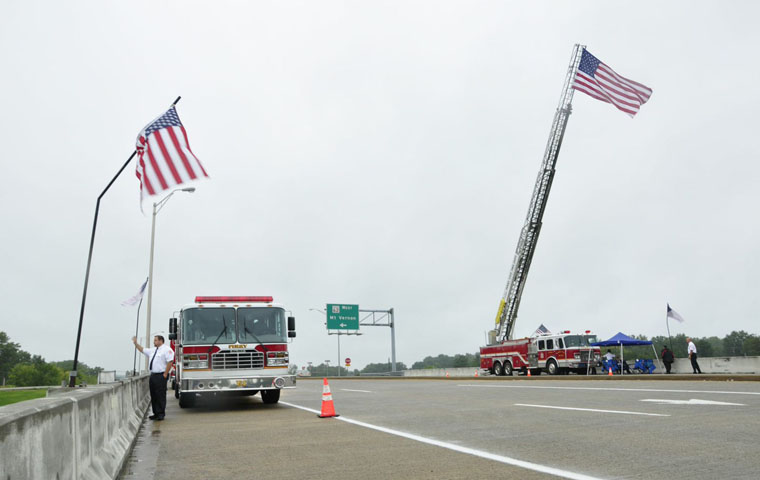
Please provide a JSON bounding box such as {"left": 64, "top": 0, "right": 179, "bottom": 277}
{"left": 492, "top": 44, "right": 584, "bottom": 343}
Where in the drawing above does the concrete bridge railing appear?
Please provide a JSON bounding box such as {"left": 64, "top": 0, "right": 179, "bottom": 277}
{"left": 0, "top": 374, "right": 149, "bottom": 480}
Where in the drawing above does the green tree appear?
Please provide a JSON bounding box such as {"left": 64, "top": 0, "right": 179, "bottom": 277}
{"left": 0, "top": 331, "right": 31, "bottom": 385}
{"left": 742, "top": 335, "right": 760, "bottom": 356}
{"left": 723, "top": 331, "right": 751, "bottom": 356}
{"left": 8, "top": 362, "right": 64, "bottom": 387}
{"left": 694, "top": 338, "right": 713, "bottom": 357}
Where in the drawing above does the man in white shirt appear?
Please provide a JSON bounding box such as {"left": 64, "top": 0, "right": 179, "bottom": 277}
{"left": 686, "top": 337, "right": 702, "bottom": 374}
{"left": 132, "top": 335, "right": 175, "bottom": 420}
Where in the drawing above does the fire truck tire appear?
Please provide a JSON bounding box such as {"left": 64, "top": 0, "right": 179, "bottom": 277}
{"left": 493, "top": 361, "right": 505, "bottom": 376}
{"left": 178, "top": 392, "right": 196, "bottom": 408}
{"left": 503, "top": 361, "right": 513, "bottom": 376}
{"left": 261, "top": 389, "right": 281, "bottom": 404}
{"left": 546, "top": 360, "right": 559, "bottom": 375}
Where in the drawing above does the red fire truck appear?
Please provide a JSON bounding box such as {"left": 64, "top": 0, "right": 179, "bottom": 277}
{"left": 168, "top": 296, "right": 296, "bottom": 408}
{"left": 480, "top": 331, "right": 601, "bottom": 376}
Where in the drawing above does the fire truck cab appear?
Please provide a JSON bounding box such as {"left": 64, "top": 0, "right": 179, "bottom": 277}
{"left": 169, "top": 296, "right": 296, "bottom": 408}
{"left": 480, "top": 331, "right": 601, "bottom": 376}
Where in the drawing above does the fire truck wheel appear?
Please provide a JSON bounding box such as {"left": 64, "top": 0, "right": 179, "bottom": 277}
{"left": 503, "top": 361, "right": 513, "bottom": 376}
{"left": 546, "top": 360, "right": 559, "bottom": 375}
{"left": 493, "top": 361, "right": 505, "bottom": 376}
{"left": 261, "top": 389, "right": 281, "bottom": 404}
{"left": 178, "top": 392, "right": 196, "bottom": 408}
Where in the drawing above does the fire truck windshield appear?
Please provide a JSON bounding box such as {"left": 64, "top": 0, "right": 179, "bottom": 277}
{"left": 182, "top": 308, "right": 237, "bottom": 345}
{"left": 563, "top": 335, "right": 599, "bottom": 347}
{"left": 237, "top": 307, "right": 287, "bottom": 343}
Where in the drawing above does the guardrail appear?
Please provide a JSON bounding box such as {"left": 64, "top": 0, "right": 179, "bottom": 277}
{"left": 0, "top": 374, "right": 149, "bottom": 480}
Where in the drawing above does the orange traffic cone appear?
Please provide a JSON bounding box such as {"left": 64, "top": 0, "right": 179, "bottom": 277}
{"left": 445, "top": 371, "right": 450, "bottom": 378}
{"left": 318, "top": 378, "right": 339, "bottom": 418}
{"left": 474, "top": 371, "right": 479, "bottom": 377}
{"left": 608, "top": 367, "right": 613, "bottom": 376}
{"left": 527, "top": 369, "right": 532, "bottom": 377}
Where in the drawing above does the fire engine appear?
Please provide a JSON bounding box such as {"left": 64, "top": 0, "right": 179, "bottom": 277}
{"left": 168, "top": 296, "right": 296, "bottom": 408}
{"left": 480, "top": 331, "right": 601, "bottom": 376}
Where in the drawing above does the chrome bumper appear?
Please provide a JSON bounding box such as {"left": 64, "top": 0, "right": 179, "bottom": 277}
{"left": 180, "top": 374, "right": 296, "bottom": 393}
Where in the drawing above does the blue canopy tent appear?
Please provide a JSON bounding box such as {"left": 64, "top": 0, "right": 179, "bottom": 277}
{"left": 591, "top": 332, "right": 662, "bottom": 374}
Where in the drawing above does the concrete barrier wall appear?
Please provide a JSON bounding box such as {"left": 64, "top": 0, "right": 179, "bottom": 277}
{"left": 402, "top": 356, "right": 760, "bottom": 377}
{"left": 0, "top": 374, "right": 149, "bottom": 480}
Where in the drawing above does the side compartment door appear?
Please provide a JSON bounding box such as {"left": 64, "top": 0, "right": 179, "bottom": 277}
{"left": 528, "top": 342, "right": 538, "bottom": 368}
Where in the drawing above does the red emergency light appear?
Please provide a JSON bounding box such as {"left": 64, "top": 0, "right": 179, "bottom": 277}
{"left": 195, "top": 296, "right": 273, "bottom": 303}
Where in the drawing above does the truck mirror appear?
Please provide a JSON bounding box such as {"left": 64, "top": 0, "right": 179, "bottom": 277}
{"left": 287, "top": 316, "right": 296, "bottom": 331}
{"left": 288, "top": 331, "right": 296, "bottom": 338}
{"left": 168, "top": 332, "right": 177, "bottom": 340}
{"left": 169, "top": 317, "right": 177, "bottom": 334}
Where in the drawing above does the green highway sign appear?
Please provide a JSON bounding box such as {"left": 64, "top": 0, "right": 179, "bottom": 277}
{"left": 326, "top": 304, "right": 359, "bottom": 330}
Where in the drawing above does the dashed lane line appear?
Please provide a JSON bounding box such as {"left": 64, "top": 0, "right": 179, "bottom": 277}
{"left": 281, "top": 401, "right": 605, "bottom": 480}
{"left": 340, "top": 388, "right": 373, "bottom": 393}
{"left": 514, "top": 403, "right": 669, "bottom": 417}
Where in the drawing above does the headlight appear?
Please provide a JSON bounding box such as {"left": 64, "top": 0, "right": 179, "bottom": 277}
{"left": 267, "top": 351, "right": 289, "bottom": 366}
{"left": 182, "top": 354, "right": 208, "bottom": 369}
{"left": 574, "top": 353, "right": 581, "bottom": 359}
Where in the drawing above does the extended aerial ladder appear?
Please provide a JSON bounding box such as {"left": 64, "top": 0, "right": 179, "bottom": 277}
{"left": 491, "top": 44, "right": 584, "bottom": 344}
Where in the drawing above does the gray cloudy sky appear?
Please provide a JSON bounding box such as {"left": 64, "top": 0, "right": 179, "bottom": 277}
{"left": 1, "top": 1, "right": 758, "bottom": 372}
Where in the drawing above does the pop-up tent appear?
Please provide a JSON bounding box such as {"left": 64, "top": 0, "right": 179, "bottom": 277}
{"left": 591, "top": 332, "right": 663, "bottom": 374}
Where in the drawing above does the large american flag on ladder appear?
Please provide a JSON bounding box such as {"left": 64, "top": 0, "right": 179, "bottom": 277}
{"left": 135, "top": 106, "right": 208, "bottom": 202}
{"left": 572, "top": 48, "right": 652, "bottom": 117}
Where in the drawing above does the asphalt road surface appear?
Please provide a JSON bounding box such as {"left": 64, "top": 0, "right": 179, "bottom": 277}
{"left": 120, "top": 378, "right": 760, "bottom": 479}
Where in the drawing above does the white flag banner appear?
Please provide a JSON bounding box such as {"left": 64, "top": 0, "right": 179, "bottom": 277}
{"left": 667, "top": 304, "right": 685, "bottom": 323}
{"left": 122, "top": 278, "right": 149, "bottom": 307}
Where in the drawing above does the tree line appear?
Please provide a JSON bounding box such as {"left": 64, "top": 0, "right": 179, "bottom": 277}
{"left": 0, "top": 331, "right": 102, "bottom": 387}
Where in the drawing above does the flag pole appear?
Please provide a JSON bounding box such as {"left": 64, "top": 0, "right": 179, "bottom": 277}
{"left": 69, "top": 96, "right": 182, "bottom": 387}
{"left": 666, "top": 304, "right": 673, "bottom": 351}
{"left": 132, "top": 293, "right": 145, "bottom": 375}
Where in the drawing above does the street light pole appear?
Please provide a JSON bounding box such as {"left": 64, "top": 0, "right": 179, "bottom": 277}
{"left": 144, "top": 187, "right": 195, "bottom": 370}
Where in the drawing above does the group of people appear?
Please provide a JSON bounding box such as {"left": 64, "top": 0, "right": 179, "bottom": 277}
{"left": 604, "top": 337, "right": 703, "bottom": 375}
{"left": 661, "top": 338, "right": 702, "bottom": 374}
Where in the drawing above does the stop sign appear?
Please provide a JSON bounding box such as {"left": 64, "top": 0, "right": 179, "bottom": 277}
{"left": 345, "top": 357, "right": 351, "bottom": 364}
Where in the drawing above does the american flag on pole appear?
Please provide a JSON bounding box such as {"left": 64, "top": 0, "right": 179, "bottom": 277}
{"left": 572, "top": 48, "right": 652, "bottom": 117}
{"left": 135, "top": 106, "right": 208, "bottom": 203}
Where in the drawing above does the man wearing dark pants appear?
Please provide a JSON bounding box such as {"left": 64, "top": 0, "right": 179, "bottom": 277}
{"left": 133, "top": 335, "right": 174, "bottom": 420}
{"left": 687, "top": 337, "right": 702, "bottom": 374}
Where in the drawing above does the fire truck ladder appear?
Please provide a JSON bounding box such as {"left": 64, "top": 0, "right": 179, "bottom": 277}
{"left": 493, "top": 44, "right": 584, "bottom": 343}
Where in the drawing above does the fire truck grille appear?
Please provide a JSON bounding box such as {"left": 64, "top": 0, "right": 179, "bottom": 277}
{"left": 211, "top": 350, "right": 264, "bottom": 370}
{"left": 579, "top": 351, "right": 592, "bottom": 362}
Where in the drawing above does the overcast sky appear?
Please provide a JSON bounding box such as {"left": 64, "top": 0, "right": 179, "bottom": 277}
{"left": 1, "top": 1, "right": 758, "bottom": 372}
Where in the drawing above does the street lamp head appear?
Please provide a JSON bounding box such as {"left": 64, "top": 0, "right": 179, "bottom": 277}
{"left": 181, "top": 187, "right": 196, "bottom": 193}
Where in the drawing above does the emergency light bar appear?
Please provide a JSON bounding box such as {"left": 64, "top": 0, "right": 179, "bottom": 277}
{"left": 195, "top": 296, "right": 274, "bottom": 303}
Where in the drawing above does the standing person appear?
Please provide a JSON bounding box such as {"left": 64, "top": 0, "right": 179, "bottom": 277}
{"left": 132, "top": 335, "right": 174, "bottom": 420}
{"left": 661, "top": 345, "right": 674, "bottom": 374}
{"left": 686, "top": 337, "right": 702, "bottom": 374}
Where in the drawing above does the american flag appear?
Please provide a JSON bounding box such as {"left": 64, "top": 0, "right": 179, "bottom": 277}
{"left": 572, "top": 48, "right": 652, "bottom": 117}
{"left": 135, "top": 106, "right": 208, "bottom": 201}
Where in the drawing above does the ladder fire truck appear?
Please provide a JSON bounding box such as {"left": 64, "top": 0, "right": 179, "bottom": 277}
{"left": 480, "top": 44, "right": 603, "bottom": 375}
{"left": 168, "top": 296, "right": 296, "bottom": 407}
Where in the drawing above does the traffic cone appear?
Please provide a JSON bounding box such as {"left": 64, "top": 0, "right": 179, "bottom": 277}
{"left": 474, "top": 371, "right": 479, "bottom": 377}
{"left": 608, "top": 367, "right": 613, "bottom": 376}
{"left": 318, "top": 378, "right": 339, "bottom": 418}
{"left": 445, "top": 371, "right": 450, "bottom": 378}
{"left": 527, "top": 369, "right": 532, "bottom": 377}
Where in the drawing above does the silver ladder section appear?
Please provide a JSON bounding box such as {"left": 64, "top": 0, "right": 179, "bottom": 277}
{"left": 494, "top": 44, "right": 584, "bottom": 342}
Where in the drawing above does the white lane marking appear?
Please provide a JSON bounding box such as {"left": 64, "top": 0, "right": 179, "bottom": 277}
{"left": 281, "top": 401, "right": 604, "bottom": 480}
{"left": 341, "top": 388, "right": 372, "bottom": 393}
{"left": 641, "top": 398, "right": 746, "bottom": 406}
{"left": 514, "top": 403, "right": 669, "bottom": 417}
{"left": 458, "top": 384, "right": 760, "bottom": 396}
